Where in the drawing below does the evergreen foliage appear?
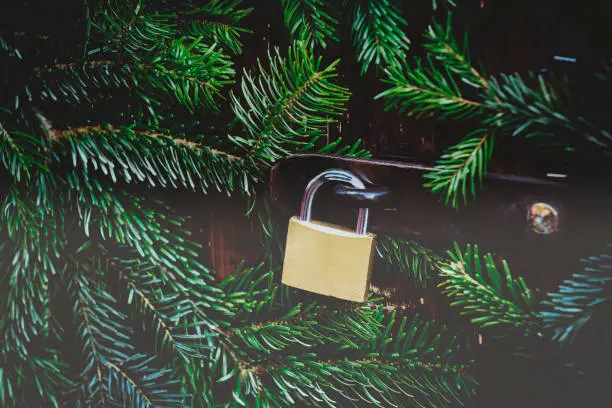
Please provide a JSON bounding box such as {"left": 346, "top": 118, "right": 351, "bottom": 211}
{"left": 540, "top": 249, "right": 612, "bottom": 344}
{"left": 279, "top": 0, "right": 412, "bottom": 74}
{"left": 438, "top": 244, "right": 541, "bottom": 335}
{"left": 350, "top": 0, "right": 411, "bottom": 74}
{"left": 211, "top": 264, "right": 475, "bottom": 407}
{"left": 229, "top": 43, "right": 368, "bottom": 167}
{"left": 375, "top": 236, "right": 440, "bottom": 287}
{"left": 281, "top": 0, "right": 340, "bottom": 49}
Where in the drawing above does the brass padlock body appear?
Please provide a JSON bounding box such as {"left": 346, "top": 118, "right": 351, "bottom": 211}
{"left": 281, "top": 216, "right": 376, "bottom": 302}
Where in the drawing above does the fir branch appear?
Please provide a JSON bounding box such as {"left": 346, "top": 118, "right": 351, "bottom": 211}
{"left": 375, "top": 14, "right": 493, "bottom": 206}
{"left": 281, "top": 0, "right": 340, "bottom": 49}
{"left": 309, "top": 136, "right": 372, "bottom": 158}
{"left": 485, "top": 73, "right": 612, "bottom": 148}
{"left": 133, "top": 37, "right": 235, "bottom": 112}
{"left": 364, "top": 309, "right": 473, "bottom": 371}
{"left": 0, "top": 122, "right": 48, "bottom": 181}
{"left": 65, "top": 181, "right": 232, "bottom": 321}
{"left": 163, "top": 0, "right": 252, "bottom": 56}
{"left": 68, "top": 254, "right": 187, "bottom": 406}
{"left": 113, "top": 255, "right": 238, "bottom": 405}
{"left": 180, "top": 18, "right": 250, "bottom": 55}
{"left": 539, "top": 250, "right": 612, "bottom": 344}
{"left": 376, "top": 235, "right": 441, "bottom": 287}
{"left": 34, "top": 60, "right": 132, "bottom": 105}
{"left": 106, "top": 354, "right": 184, "bottom": 408}
{"left": 169, "top": 0, "right": 253, "bottom": 25}
{"left": 37, "top": 39, "right": 234, "bottom": 114}
{"left": 0, "top": 179, "right": 63, "bottom": 357}
{"left": 239, "top": 312, "right": 476, "bottom": 407}
{"left": 226, "top": 303, "right": 382, "bottom": 361}
{"left": 96, "top": 0, "right": 252, "bottom": 56}
{"left": 0, "top": 351, "right": 73, "bottom": 408}
{"left": 231, "top": 41, "right": 352, "bottom": 166}
{"left": 218, "top": 265, "right": 382, "bottom": 363}
{"left": 376, "top": 12, "right": 492, "bottom": 117}
{"left": 210, "top": 266, "right": 425, "bottom": 406}
{"left": 438, "top": 243, "right": 541, "bottom": 335}
{"left": 376, "top": 57, "right": 485, "bottom": 120}
{"left": 92, "top": 6, "right": 177, "bottom": 60}
{"left": 123, "top": 277, "right": 206, "bottom": 357}
{"left": 118, "top": 259, "right": 217, "bottom": 359}
{"left": 423, "top": 129, "right": 494, "bottom": 208}
{"left": 56, "top": 124, "right": 258, "bottom": 196}
{"left": 0, "top": 246, "right": 49, "bottom": 357}
{"left": 259, "top": 356, "right": 472, "bottom": 407}
{"left": 423, "top": 13, "right": 495, "bottom": 95}
{"left": 68, "top": 258, "right": 133, "bottom": 407}
{"left": 351, "top": 0, "right": 411, "bottom": 74}
{"left": 0, "top": 34, "right": 23, "bottom": 61}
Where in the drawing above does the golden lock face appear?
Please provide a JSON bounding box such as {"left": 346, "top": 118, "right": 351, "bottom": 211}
{"left": 281, "top": 217, "right": 376, "bottom": 302}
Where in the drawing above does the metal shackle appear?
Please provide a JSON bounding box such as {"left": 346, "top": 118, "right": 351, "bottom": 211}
{"left": 299, "top": 169, "right": 369, "bottom": 235}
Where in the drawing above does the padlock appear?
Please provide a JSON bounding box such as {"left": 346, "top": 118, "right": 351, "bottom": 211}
{"left": 281, "top": 169, "right": 376, "bottom": 302}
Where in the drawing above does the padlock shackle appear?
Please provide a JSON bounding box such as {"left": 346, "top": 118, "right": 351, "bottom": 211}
{"left": 299, "top": 169, "right": 369, "bottom": 234}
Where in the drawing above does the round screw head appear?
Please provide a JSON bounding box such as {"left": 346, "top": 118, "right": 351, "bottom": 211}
{"left": 527, "top": 202, "right": 560, "bottom": 235}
